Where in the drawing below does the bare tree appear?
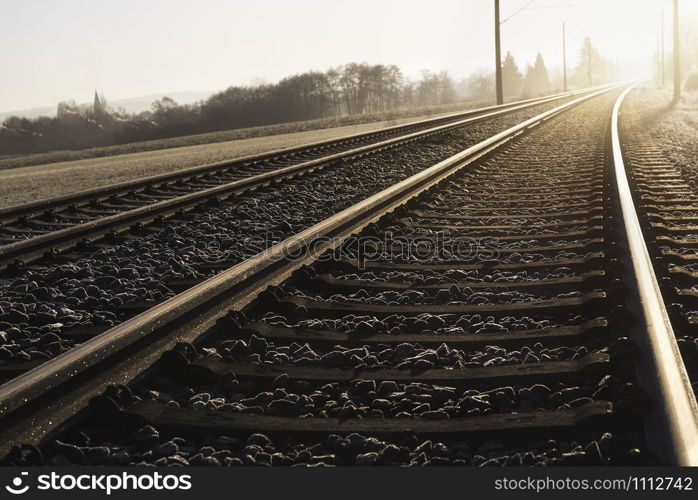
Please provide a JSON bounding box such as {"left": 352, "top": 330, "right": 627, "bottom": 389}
{"left": 1, "top": 61, "right": 527, "bottom": 155}
{"left": 459, "top": 71, "right": 495, "bottom": 101}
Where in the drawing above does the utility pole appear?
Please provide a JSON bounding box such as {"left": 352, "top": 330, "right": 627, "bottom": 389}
{"left": 587, "top": 40, "right": 592, "bottom": 86}
{"left": 661, "top": 9, "right": 665, "bottom": 86}
{"left": 673, "top": 0, "right": 680, "bottom": 99}
{"left": 494, "top": 0, "right": 503, "bottom": 104}
{"left": 562, "top": 22, "right": 567, "bottom": 92}
{"left": 654, "top": 32, "right": 662, "bottom": 85}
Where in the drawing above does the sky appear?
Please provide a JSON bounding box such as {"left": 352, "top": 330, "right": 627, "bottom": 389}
{"left": 0, "top": 0, "right": 694, "bottom": 113}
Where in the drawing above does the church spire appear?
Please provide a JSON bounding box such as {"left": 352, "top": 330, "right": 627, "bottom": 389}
{"left": 93, "top": 90, "right": 106, "bottom": 121}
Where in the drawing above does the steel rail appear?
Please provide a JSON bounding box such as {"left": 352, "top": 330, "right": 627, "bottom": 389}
{"left": 0, "top": 87, "right": 606, "bottom": 268}
{"left": 0, "top": 86, "right": 619, "bottom": 457}
{"left": 611, "top": 83, "right": 698, "bottom": 466}
{"left": 0, "top": 88, "right": 599, "bottom": 225}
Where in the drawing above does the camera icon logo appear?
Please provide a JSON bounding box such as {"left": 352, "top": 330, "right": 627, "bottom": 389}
{"left": 5, "top": 472, "right": 29, "bottom": 495}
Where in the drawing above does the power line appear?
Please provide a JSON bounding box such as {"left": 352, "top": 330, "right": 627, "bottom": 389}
{"left": 500, "top": 0, "right": 572, "bottom": 24}
{"left": 500, "top": 0, "right": 536, "bottom": 25}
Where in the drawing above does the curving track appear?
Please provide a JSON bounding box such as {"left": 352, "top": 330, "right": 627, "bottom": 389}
{"left": 0, "top": 85, "right": 696, "bottom": 467}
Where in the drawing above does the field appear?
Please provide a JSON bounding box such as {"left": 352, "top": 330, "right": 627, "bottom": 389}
{"left": 0, "top": 104, "right": 489, "bottom": 208}
{"left": 0, "top": 100, "right": 492, "bottom": 172}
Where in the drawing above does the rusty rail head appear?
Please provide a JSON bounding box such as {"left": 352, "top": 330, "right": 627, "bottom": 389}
{"left": 611, "top": 83, "right": 698, "bottom": 466}
{"left": 0, "top": 85, "right": 620, "bottom": 457}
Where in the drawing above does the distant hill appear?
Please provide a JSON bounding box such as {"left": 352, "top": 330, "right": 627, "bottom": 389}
{"left": 103, "top": 91, "right": 215, "bottom": 114}
{"left": 0, "top": 106, "right": 55, "bottom": 121}
{"left": 0, "top": 90, "right": 214, "bottom": 122}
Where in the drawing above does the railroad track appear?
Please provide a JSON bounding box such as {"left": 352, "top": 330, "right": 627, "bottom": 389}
{"left": 0, "top": 90, "right": 608, "bottom": 382}
{"left": 618, "top": 87, "right": 698, "bottom": 412}
{"left": 1, "top": 84, "right": 697, "bottom": 467}
{"left": 0, "top": 89, "right": 601, "bottom": 269}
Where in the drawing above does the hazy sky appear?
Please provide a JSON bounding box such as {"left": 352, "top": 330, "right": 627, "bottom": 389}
{"left": 0, "top": 0, "right": 691, "bottom": 112}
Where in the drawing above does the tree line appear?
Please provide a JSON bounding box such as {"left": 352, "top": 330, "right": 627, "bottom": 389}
{"left": 0, "top": 64, "right": 462, "bottom": 155}
{"left": 461, "top": 38, "right": 610, "bottom": 102}
{"left": 0, "top": 46, "right": 603, "bottom": 155}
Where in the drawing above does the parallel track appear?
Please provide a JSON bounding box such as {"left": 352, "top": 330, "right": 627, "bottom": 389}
{"left": 0, "top": 89, "right": 601, "bottom": 269}
{"left": 1, "top": 85, "right": 696, "bottom": 467}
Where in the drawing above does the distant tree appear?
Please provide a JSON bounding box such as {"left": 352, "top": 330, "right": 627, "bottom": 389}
{"left": 151, "top": 96, "right": 196, "bottom": 134}
{"left": 325, "top": 68, "right": 343, "bottom": 116}
{"left": 574, "top": 37, "right": 603, "bottom": 86}
{"left": 437, "top": 71, "right": 457, "bottom": 104}
{"left": 276, "top": 72, "right": 333, "bottom": 120}
{"left": 416, "top": 71, "right": 456, "bottom": 106}
{"left": 417, "top": 70, "right": 438, "bottom": 106}
{"left": 384, "top": 65, "right": 404, "bottom": 109}
{"left": 338, "top": 63, "right": 367, "bottom": 114}
{"left": 57, "top": 100, "right": 80, "bottom": 121}
{"left": 523, "top": 53, "right": 551, "bottom": 97}
{"left": 459, "top": 71, "right": 495, "bottom": 101}
{"left": 0, "top": 62, "right": 509, "bottom": 156}
{"left": 502, "top": 52, "right": 523, "bottom": 99}
{"left": 401, "top": 81, "right": 416, "bottom": 108}
{"left": 151, "top": 96, "right": 177, "bottom": 113}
